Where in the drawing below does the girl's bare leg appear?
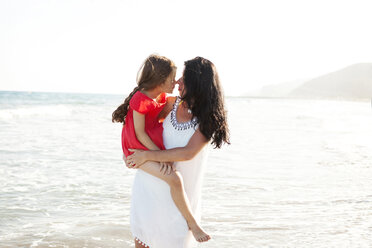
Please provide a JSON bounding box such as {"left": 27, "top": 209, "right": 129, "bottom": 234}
{"left": 139, "top": 161, "right": 211, "bottom": 242}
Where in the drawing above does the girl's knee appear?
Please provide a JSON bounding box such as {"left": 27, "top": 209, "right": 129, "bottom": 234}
{"left": 168, "top": 172, "right": 183, "bottom": 189}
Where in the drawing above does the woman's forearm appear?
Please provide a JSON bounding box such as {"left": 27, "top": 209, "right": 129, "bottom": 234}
{"left": 144, "top": 147, "right": 194, "bottom": 162}
{"left": 145, "top": 130, "right": 209, "bottom": 162}
{"left": 127, "top": 128, "right": 209, "bottom": 166}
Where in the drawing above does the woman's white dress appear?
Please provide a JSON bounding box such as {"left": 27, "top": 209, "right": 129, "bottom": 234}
{"left": 130, "top": 97, "right": 209, "bottom": 248}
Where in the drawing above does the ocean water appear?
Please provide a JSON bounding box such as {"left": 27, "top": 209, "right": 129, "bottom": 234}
{"left": 0, "top": 91, "right": 372, "bottom": 248}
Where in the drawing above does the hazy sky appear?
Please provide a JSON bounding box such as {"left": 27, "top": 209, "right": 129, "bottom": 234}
{"left": 1, "top": 0, "right": 372, "bottom": 96}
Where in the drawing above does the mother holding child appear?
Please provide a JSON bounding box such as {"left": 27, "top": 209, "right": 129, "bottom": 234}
{"left": 112, "top": 54, "right": 229, "bottom": 248}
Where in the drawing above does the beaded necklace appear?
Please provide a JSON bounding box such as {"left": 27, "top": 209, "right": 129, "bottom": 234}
{"left": 170, "top": 97, "right": 197, "bottom": 131}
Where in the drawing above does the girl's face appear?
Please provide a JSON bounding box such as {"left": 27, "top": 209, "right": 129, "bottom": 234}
{"left": 161, "top": 71, "right": 176, "bottom": 94}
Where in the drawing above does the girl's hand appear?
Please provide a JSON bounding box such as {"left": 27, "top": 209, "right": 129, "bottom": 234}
{"left": 160, "top": 162, "right": 174, "bottom": 175}
{"left": 127, "top": 149, "right": 147, "bottom": 168}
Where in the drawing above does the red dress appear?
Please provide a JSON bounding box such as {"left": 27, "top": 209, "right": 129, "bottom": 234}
{"left": 122, "top": 91, "right": 167, "bottom": 157}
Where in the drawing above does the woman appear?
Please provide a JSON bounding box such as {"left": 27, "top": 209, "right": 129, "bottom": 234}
{"left": 113, "top": 54, "right": 209, "bottom": 242}
{"left": 127, "top": 57, "right": 230, "bottom": 248}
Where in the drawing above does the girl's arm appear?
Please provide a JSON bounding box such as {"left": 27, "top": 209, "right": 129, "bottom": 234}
{"left": 133, "top": 110, "right": 160, "bottom": 150}
{"left": 158, "top": 96, "right": 176, "bottom": 122}
{"left": 132, "top": 110, "right": 173, "bottom": 174}
{"left": 127, "top": 128, "right": 209, "bottom": 167}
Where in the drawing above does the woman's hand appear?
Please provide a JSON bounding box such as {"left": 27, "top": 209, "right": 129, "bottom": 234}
{"left": 123, "top": 154, "right": 132, "bottom": 168}
{"left": 123, "top": 152, "right": 140, "bottom": 169}
{"left": 127, "top": 149, "right": 147, "bottom": 168}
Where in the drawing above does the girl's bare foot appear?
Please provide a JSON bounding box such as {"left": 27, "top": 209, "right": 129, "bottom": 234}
{"left": 188, "top": 222, "right": 211, "bottom": 242}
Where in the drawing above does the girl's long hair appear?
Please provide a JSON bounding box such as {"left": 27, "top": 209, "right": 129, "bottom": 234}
{"left": 112, "top": 54, "right": 176, "bottom": 124}
{"left": 182, "top": 57, "right": 230, "bottom": 148}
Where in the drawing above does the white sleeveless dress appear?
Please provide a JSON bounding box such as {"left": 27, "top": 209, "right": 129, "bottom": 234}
{"left": 130, "top": 97, "right": 209, "bottom": 248}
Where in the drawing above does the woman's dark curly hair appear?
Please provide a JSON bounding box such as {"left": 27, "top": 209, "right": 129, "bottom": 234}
{"left": 182, "top": 57, "right": 230, "bottom": 148}
{"left": 112, "top": 54, "right": 176, "bottom": 124}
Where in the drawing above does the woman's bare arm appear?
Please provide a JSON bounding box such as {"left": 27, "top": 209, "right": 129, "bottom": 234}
{"left": 127, "top": 128, "right": 208, "bottom": 167}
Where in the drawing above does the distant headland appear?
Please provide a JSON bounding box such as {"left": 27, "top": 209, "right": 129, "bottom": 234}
{"left": 255, "top": 63, "right": 372, "bottom": 99}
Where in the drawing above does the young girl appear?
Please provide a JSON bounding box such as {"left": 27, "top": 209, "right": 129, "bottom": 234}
{"left": 112, "top": 54, "right": 210, "bottom": 244}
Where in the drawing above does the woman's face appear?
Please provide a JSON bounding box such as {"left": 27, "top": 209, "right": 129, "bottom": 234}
{"left": 161, "top": 71, "right": 176, "bottom": 94}
{"left": 177, "top": 77, "right": 186, "bottom": 97}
